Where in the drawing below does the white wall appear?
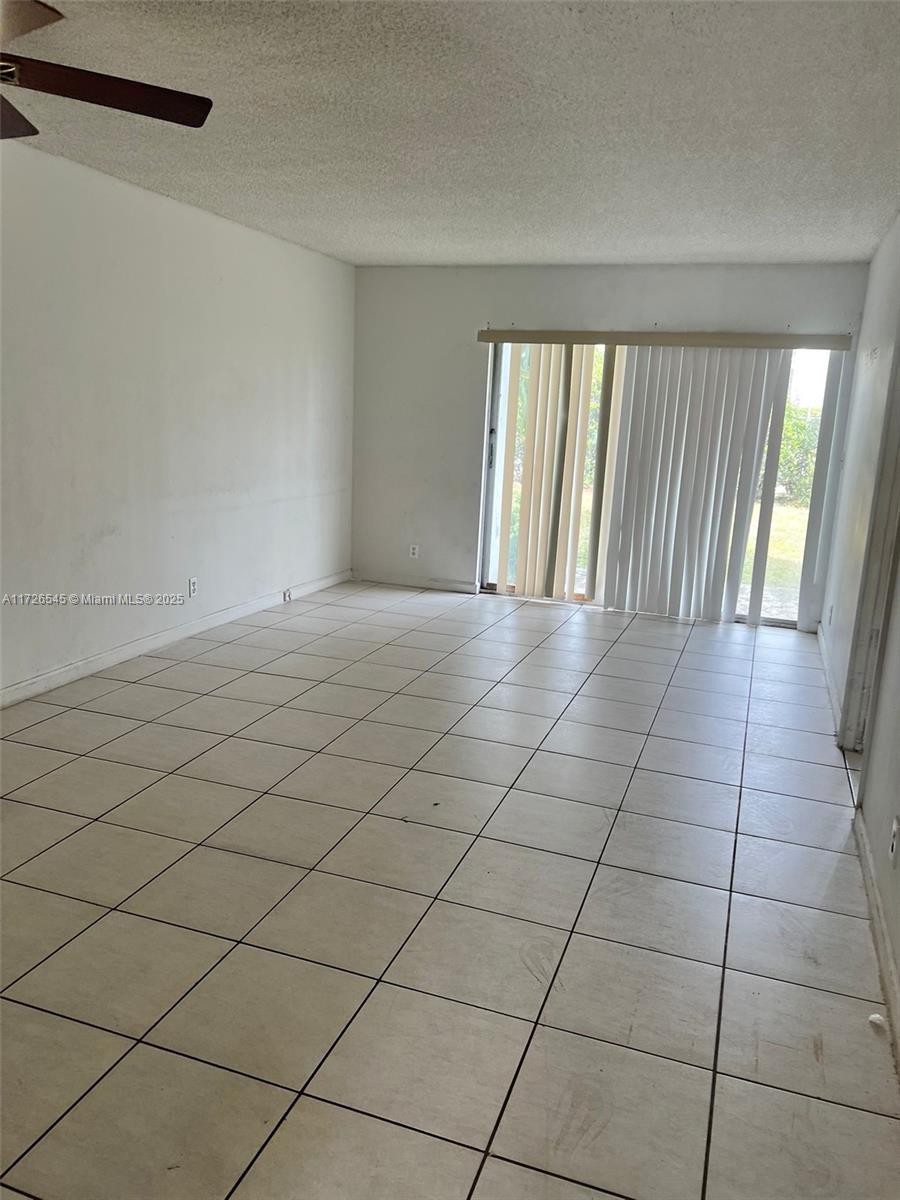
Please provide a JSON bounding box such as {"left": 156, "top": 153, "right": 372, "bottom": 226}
{"left": 860, "top": 543, "right": 900, "bottom": 1016}
{"left": 815, "top": 212, "right": 900, "bottom": 1015}
{"left": 820, "top": 214, "right": 900, "bottom": 707}
{"left": 0, "top": 145, "right": 355, "bottom": 699}
{"left": 353, "top": 264, "right": 867, "bottom": 588}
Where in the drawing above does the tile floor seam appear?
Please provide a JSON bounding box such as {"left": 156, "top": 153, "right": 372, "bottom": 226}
{"left": 218, "top": 602, "right": 636, "bottom": 1196}
{"left": 3, "top": 621, "right": 697, "bottom": 767}
{"left": 149, "top": 598, "right": 559, "bottom": 1176}
{"left": 698, "top": 621, "right": 757, "bottom": 1200}
{"left": 0, "top": 1176, "right": 49, "bottom": 1200}
{"left": 1, "top": 590, "right": 522, "bottom": 890}
{"left": 6, "top": 866, "right": 888, "bottom": 1013}
{"left": 57, "top": 588, "right": 523, "bottom": 709}
{"left": 2, "top": 871, "right": 886, "bottom": 1007}
{"left": 0, "top": 590, "right": 492, "bottom": 1175}
{"left": 2, "top": 594, "right": 892, "bottom": 1200}
{"left": 489, "top": 1153, "right": 637, "bottom": 1200}
{"left": 461, "top": 610, "right": 697, "bottom": 1199}
{"left": 2, "top": 693, "right": 244, "bottom": 873}
{"left": 0, "top": 713, "right": 406, "bottom": 1179}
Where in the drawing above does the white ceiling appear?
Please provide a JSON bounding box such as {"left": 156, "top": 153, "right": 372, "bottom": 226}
{"left": 5, "top": 1, "right": 900, "bottom": 265}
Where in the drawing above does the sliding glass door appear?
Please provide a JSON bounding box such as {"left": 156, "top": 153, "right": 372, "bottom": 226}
{"left": 482, "top": 343, "right": 607, "bottom": 601}
{"left": 481, "top": 338, "right": 850, "bottom": 628}
{"left": 736, "top": 349, "right": 853, "bottom": 626}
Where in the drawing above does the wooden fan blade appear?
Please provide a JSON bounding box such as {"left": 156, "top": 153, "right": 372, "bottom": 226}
{"left": 1, "top": 0, "right": 63, "bottom": 43}
{"left": 0, "top": 54, "right": 212, "bottom": 127}
{"left": 0, "top": 90, "right": 37, "bottom": 136}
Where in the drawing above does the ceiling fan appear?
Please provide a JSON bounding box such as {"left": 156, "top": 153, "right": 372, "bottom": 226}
{"left": 0, "top": 0, "right": 212, "bottom": 139}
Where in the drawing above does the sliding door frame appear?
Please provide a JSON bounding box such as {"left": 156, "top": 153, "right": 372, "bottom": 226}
{"left": 478, "top": 342, "right": 503, "bottom": 591}
{"left": 746, "top": 351, "right": 791, "bottom": 625}
{"left": 839, "top": 347, "right": 900, "bottom": 750}
{"left": 584, "top": 346, "right": 616, "bottom": 601}
{"left": 543, "top": 345, "right": 575, "bottom": 596}
{"left": 797, "top": 350, "right": 854, "bottom": 631}
{"left": 479, "top": 340, "right": 614, "bottom": 600}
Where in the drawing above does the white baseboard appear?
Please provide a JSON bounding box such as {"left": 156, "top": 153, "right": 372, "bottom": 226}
{"left": 1, "top": 569, "right": 352, "bottom": 707}
{"left": 854, "top": 815, "right": 900, "bottom": 1065}
{"left": 351, "top": 571, "right": 478, "bottom": 594}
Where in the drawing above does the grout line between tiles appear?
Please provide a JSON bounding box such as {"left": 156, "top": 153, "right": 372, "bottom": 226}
{"left": 488, "top": 1154, "right": 637, "bottom": 1200}
{"left": 219, "top": 603, "right": 632, "bottom": 1196}
{"left": 0, "top": 589, "right": 553, "bottom": 1184}
{"left": 6, "top": 950, "right": 897, "bottom": 1129}
{"left": 462, "top": 611, "right": 699, "bottom": 1199}
{"left": 0, "top": 592, "right": 884, "bottom": 1198}
{"left": 698, "top": 620, "right": 756, "bottom": 1199}
{"left": 3, "top": 860, "right": 887, "bottom": 1007}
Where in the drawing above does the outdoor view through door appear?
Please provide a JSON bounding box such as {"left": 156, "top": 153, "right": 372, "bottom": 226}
{"left": 481, "top": 337, "right": 851, "bottom": 629}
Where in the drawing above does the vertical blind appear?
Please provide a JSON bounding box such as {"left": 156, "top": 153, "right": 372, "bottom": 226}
{"left": 494, "top": 343, "right": 597, "bottom": 599}
{"left": 600, "top": 345, "right": 791, "bottom": 621}
{"left": 484, "top": 340, "right": 798, "bottom": 622}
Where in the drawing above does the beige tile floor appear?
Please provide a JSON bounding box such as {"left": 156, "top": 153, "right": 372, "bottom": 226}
{"left": 1, "top": 582, "right": 899, "bottom": 1199}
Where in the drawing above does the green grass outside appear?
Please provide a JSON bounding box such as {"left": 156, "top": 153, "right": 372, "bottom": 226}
{"left": 507, "top": 484, "right": 595, "bottom": 590}
{"left": 507, "top": 489, "right": 809, "bottom": 608}
{"left": 741, "top": 502, "right": 808, "bottom": 590}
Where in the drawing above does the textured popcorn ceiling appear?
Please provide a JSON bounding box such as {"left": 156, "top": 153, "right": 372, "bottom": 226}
{"left": 5, "top": 1, "right": 900, "bottom": 264}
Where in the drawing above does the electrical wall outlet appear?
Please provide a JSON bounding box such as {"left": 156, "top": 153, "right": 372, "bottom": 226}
{"left": 283, "top": 588, "right": 293, "bottom": 602}
{"left": 188, "top": 577, "right": 198, "bottom": 599}
{"left": 409, "top": 544, "right": 420, "bottom": 559}
{"left": 890, "top": 816, "right": 898, "bottom": 865}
